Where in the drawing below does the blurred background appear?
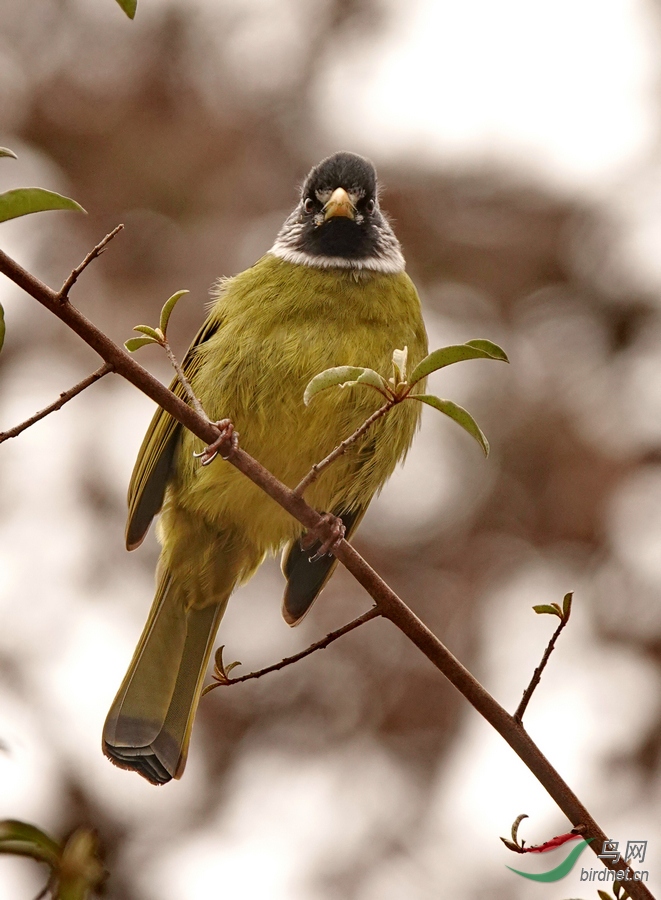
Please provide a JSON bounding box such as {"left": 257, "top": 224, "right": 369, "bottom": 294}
{"left": 0, "top": 0, "right": 660, "bottom": 897}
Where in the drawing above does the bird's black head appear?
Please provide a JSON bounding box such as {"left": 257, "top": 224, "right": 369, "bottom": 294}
{"left": 270, "top": 151, "right": 404, "bottom": 273}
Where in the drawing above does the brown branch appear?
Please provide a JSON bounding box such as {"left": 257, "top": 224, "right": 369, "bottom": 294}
{"left": 0, "top": 240, "right": 653, "bottom": 900}
{"left": 515, "top": 614, "right": 570, "bottom": 722}
{"left": 202, "top": 606, "right": 380, "bottom": 694}
{"left": 58, "top": 224, "right": 124, "bottom": 300}
{"left": 294, "top": 399, "right": 394, "bottom": 495}
{"left": 0, "top": 363, "right": 113, "bottom": 444}
{"left": 0, "top": 245, "right": 221, "bottom": 448}
{"left": 162, "top": 338, "right": 208, "bottom": 421}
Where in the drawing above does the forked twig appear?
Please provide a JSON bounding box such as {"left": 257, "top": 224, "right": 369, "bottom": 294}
{"left": 294, "top": 400, "right": 394, "bottom": 496}
{"left": 58, "top": 224, "right": 124, "bottom": 300}
{"left": 0, "top": 363, "right": 113, "bottom": 445}
{"left": 203, "top": 606, "right": 380, "bottom": 694}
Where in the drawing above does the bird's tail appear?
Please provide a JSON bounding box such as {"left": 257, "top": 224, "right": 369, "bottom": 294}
{"left": 103, "top": 567, "right": 229, "bottom": 785}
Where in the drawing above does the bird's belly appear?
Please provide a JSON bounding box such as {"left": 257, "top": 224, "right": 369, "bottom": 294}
{"left": 169, "top": 321, "right": 419, "bottom": 555}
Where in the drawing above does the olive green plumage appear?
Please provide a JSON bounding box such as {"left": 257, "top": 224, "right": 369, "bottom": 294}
{"left": 103, "top": 153, "right": 428, "bottom": 784}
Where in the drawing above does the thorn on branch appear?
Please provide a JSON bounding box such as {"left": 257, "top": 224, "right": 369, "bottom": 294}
{"left": 0, "top": 363, "right": 113, "bottom": 445}
{"left": 202, "top": 606, "right": 380, "bottom": 695}
{"left": 514, "top": 592, "right": 573, "bottom": 722}
{"left": 58, "top": 224, "right": 124, "bottom": 301}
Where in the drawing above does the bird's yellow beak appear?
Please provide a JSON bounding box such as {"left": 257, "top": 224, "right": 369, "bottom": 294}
{"left": 323, "top": 187, "right": 355, "bottom": 220}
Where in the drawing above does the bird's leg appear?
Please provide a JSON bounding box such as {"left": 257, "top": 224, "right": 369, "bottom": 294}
{"left": 301, "top": 512, "right": 346, "bottom": 562}
{"left": 193, "top": 419, "right": 239, "bottom": 466}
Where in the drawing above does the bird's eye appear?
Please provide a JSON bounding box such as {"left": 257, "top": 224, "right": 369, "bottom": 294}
{"left": 304, "top": 197, "right": 315, "bottom": 213}
{"left": 366, "top": 199, "right": 375, "bottom": 213}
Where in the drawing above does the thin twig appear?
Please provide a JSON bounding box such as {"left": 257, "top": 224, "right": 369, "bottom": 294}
{"left": 162, "top": 339, "right": 208, "bottom": 421}
{"left": 0, "top": 244, "right": 653, "bottom": 900}
{"left": 0, "top": 363, "right": 113, "bottom": 445}
{"left": 58, "top": 224, "right": 124, "bottom": 300}
{"left": 294, "top": 400, "right": 394, "bottom": 496}
{"left": 514, "top": 615, "right": 569, "bottom": 722}
{"left": 202, "top": 606, "right": 380, "bottom": 695}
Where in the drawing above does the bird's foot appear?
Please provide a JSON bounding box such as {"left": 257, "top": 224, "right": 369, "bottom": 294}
{"left": 193, "top": 419, "right": 239, "bottom": 466}
{"left": 301, "top": 512, "right": 346, "bottom": 562}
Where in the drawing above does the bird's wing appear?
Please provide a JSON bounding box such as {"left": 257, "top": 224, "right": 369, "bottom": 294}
{"left": 281, "top": 504, "right": 368, "bottom": 626}
{"left": 125, "top": 315, "right": 221, "bottom": 551}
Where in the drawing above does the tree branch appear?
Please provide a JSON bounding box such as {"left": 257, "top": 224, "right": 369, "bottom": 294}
{"left": 0, "top": 240, "right": 653, "bottom": 900}
{"left": 202, "top": 606, "right": 380, "bottom": 694}
{"left": 294, "top": 399, "right": 394, "bottom": 496}
{"left": 58, "top": 224, "right": 124, "bottom": 300}
{"left": 0, "top": 363, "right": 113, "bottom": 445}
{"left": 162, "top": 338, "right": 208, "bottom": 421}
{"left": 515, "top": 613, "right": 570, "bottom": 722}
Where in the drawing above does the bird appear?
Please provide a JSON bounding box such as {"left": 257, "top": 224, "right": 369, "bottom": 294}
{"left": 103, "top": 151, "right": 428, "bottom": 784}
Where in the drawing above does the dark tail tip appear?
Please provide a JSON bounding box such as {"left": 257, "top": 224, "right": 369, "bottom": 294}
{"left": 103, "top": 741, "right": 174, "bottom": 785}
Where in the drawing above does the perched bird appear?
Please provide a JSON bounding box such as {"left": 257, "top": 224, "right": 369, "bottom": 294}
{"left": 103, "top": 151, "right": 428, "bottom": 784}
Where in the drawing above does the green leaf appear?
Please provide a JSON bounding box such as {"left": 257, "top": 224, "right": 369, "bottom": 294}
{"left": 0, "top": 820, "right": 61, "bottom": 866}
{"left": 304, "top": 366, "right": 388, "bottom": 406}
{"left": 115, "top": 0, "right": 137, "bottom": 18}
{"left": 0, "top": 188, "right": 86, "bottom": 223}
{"left": 351, "top": 369, "right": 390, "bottom": 391}
{"left": 125, "top": 336, "right": 159, "bottom": 352}
{"left": 0, "top": 302, "right": 5, "bottom": 355}
{"left": 133, "top": 324, "right": 162, "bottom": 341}
{"left": 532, "top": 604, "right": 563, "bottom": 618}
{"left": 159, "top": 289, "right": 189, "bottom": 336}
{"left": 411, "top": 394, "right": 489, "bottom": 455}
{"left": 409, "top": 339, "right": 509, "bottom": 386}
{"left": 562, "top": 591, "right": 573, "bottom": 620}
{"left": 0, "top": 148, "right": 17, "bottom": 160}
{"left": 464, "top": 339, "right": 509, "bottom": 361}
{"left": 598, "top": 892, "right": 613, "bottom": 900}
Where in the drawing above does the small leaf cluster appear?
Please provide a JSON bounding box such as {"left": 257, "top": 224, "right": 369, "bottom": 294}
{"left": 211, "top": 645, "right": 242, "bottom": 686}
{"left": 125, "top": 289, "right": 189, "bottom": 351}
{"left": 304, "top": 339, "right": 508, "bottom": 456}
{"left": 0, "top": 820, "right": 105, "bottom": 899}
{"left": 533, "top": 591, "right": 573, "bottom": 623}
{"left": 500, "top": 813, "right": 531, "bottom": 853}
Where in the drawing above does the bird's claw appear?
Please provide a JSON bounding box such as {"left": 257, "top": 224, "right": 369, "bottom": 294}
{"left": 303, "top": 512, "right": 346, "bottom": 562}
{"left": 193, "top": 419, "right": 239, "bottom": 466}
